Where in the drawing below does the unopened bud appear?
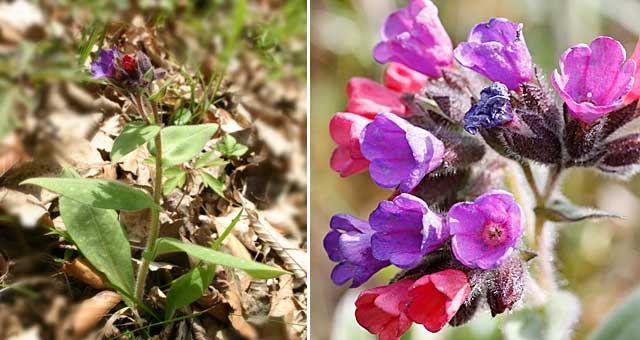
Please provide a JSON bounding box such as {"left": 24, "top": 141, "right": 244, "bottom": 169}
{"left": 486, "top": 255, "right": 525, "bottom": 316}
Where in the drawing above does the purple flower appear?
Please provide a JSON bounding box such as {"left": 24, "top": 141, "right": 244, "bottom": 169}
{"left": 361, "top": 112, "right": 445, "bottom": 193}
{"left": 464, "top": 82, "right": 513, "bottom": 134}
{"left": 324, "top": 214, "right": 390, "bottom": 287}
{"left": 447, "top": 190, "right": 524, "bottom": 269}
{"left": 551, "top": 36, "right": 636, "bottom": 124}
{"left": 373, "top": 0, "right": 453, "bottom": 77}
{"left": 369, "top": 194, "right": 448, "bottom": 268}
{"left": 454, "top": 18, "right": 533, "bottom": 90}
{"left": 91, "top": 45, "right": 119, "bottom": 79}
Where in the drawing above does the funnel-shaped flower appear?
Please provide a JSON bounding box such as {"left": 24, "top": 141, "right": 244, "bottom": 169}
{"left": 324, "top": 214, "right": 389, "bottom": 288}
{"left": 373, "top": 0, "right": 453, "bottom": 77}
{"left": 361, "top": 112, "right": 445, "bottom": 192}
{"left": 463, "top": 82, "right": 513, "bottom": 134}
{"left": 346, "top": 77, "right": 408, "bottom": 118}
{"left": 407, "top": 269, "right": 470, "bottom": 332}
{"left": 447, "top": 190, "right": 524, "bottom": 269}
{"left": 384, "top": 62, "right": 429, "bottom": 94}
{"left": 329, "top": 113, "right": 371, "bottom": 177}
{"left": 91, "top": 45, "right": 119, "bottom": 79}
{"left": 454, "top": 18, "right": 533, "bottom": 90}
{"left": 355, "top": 279, "right": 414, "bottom": 340}
{"left": 369, "top": 194, "right": 448, "bottom": 268}
{"left": 552, "top": 36, "right": 636, "bottom": 124}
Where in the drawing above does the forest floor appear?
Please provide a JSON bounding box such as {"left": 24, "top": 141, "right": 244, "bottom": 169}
{"left": 0, "top": 1, "right": 307, "bottom": 339}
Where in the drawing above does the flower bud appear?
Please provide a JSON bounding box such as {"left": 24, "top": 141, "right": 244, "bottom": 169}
{"left": 486, "top": 255, "right": 525, "bottom": 316}
{"left": 598, "top": 133, "right": 640, "bottom": 175}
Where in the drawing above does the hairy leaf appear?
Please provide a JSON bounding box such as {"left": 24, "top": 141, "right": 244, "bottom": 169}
{"left": 535, "top": 199, "right": 619, "bottom": 222}
{"left": 590, "top": 286, "right": 640, "bottom": 340}
{"left": 58, "top": 168, "right": 135, "bottom": 305}
{"left": 164, "top": 266, "right": 215, "bottom": 319}
{"left": 149, "top": 123, "right": 218, "bottom": 167}
{"left": 21, "top": 178, "right": 159, "bottom": 211}
{"left": 153, "top": 237, "right": 288, "bottom": 279}
{"left": 111, "top": 122, "right": 161, "bottom": 162}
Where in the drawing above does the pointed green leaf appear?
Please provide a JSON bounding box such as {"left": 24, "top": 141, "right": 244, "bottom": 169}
{"left": 535, "top": 199, "right": 620, "bottom": 223}
{"left": 58, "top": 168, "right": 135, "bottom": 305}
{"left": 153, "top": 237, "right": 288, "bottom": 279}
{"left": 21, "top": 178, "right": 159, "bottom": 211}
{"left": 111, "top": 122, "right": 161, "bottom": 162}
{"left": 590, "top": 286, "right": 640, "bottom": 340}
{"left": 199, "top": 170, "right": 226, "bottom": 197}
{"left": 195, "top": 150, "right": 228, "bottom": 169}
{"left": 163, "top": 169, "right": 186, "bottom": 195}
{"left": 164, "top": 265, "right": 215, "bottom": 320}
{"left": 216, "top": 134, "right": 248, "bottom": 158}
{"left": 149, "top": 124, "right": 218, "bottom": 167}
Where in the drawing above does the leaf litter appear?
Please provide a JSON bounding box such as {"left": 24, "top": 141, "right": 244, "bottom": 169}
{"left": 0, "top": 1, "right": 307, "bottom": 339}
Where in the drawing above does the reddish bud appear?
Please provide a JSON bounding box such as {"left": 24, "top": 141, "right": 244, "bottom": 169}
{"left": 122, "top": 54, "right": 137, "bottom": 73}
{"left": 486, "top": 255, "right": 525, "bottom": 316}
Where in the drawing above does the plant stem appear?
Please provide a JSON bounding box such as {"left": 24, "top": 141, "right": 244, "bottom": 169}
{"left": 519, "top": 162, "right": 563, "bottom": 295}
{"left": 134, "top": 99, "right": 163, "bottom": 302}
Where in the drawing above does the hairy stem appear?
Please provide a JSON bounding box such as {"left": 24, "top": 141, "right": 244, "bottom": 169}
{"left": 520, "top": 163, "right": 562, "bottom": 295}
{"left": 134, "top": 100, "right": 163, "bottom": 302}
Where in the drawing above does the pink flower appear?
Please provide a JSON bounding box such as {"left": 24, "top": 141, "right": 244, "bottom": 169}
{"left": 346, "top": 77, "right": 408, "bottom": 118}
{"left": 355, "top": 279, "right": 414, "bottom": 340}
{"left": 551, "top": 36, "right": 636, "bottom": 124}
{"left": 407, "top": 269, "right": 471, "bottom": 332}
{"left": 329, "top": 112, "right": 371, "bottom": 177}
{"left": 447, "top": 190, "right": 524, "bottom": 269}
{"left": 373, "top": 0, "right": 453, "bottom": 77}
{"left": 384, "top": 62, "right": 429, "bottom": 94}
{"left": 623, "top": 36, "right": 640, "bottom": 104}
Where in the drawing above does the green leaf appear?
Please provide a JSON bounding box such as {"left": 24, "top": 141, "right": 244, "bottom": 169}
{"left": 195, "top": 150, "right": 229, "bottom": 169}
{"left": 149, "top": 124, "right": 218, "bottom": 167}
{"left": 171, "top": 107, "right": 192, "bottom": 126}
{"left": 164, "top": 266, "right": 215, "bottom": 320}
{"left": 111, "top": 122, "right": 161, "bottom": 162}
{"left": 590, "top": 286, "right": 640, "bottom": 340}
{"left": 535, "top": 199, "right": 620, "bottom": 223}
{"left": 58, "top": 168, "right": 135, "bottom": 305}
{"left": 211, "top": 208, "right": 243, "bottom": 251}
{"left": 163, "top": 168, "right": 186, "bottom": 195}
{"left": 199, "top": 170, "right": 226, "bottom": 197}
{"left": 216, "top": 134, "right": 248, "bottom": 158}
{"left": 153, "top": 237, "right": 288, "bottom": 279}
{"left": 21, "top": 178, "right": 159, "bottom": 211}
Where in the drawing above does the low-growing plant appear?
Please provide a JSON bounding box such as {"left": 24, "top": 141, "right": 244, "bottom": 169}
{"left": 21, "top": 44, "right": 287, "bottom": 321}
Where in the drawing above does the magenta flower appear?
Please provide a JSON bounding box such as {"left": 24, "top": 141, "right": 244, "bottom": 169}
{"left": 369, "top": 194, "right": 448, "bottom": 268}
{"left": 91, "top": 45, "right": 119, "bottom": 79}
{"left": 329, "top": 113, "right": 371, "bottom": 177}
{"left": 447, "top": 190, "right": 524, "bottom": 269}
{"left": 324, "top": 214, "right": 390, "bottom": 288}
{"left": 373, "top": 0, "right": 453, "bottom": 77}
{"left": 454, "top": 18, "right": 533, "bottom": 90}
{"left": 623, "top": 37, "right": 640, "bottom": 104}
{"left": 346, "top": 77, "right": 408, "bottom": 118}
{"left": 361, "top": 112, "right": 445, "bottom": 192}
{"left": 551, "top": 36, "right": 636, "bottom": 124}
{"left": 384, "top": 62, "right": 430, "bottom": 94}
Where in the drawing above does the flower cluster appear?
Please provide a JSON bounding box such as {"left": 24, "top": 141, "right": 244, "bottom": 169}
{"left": 325, "top": 191, "right": 524, "bottom": 337}
{"left": 91, "top": 45, "right": 165, "bottom": 91}
{"left": 325, "top": 0, "right": 640, "bottom": 338}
